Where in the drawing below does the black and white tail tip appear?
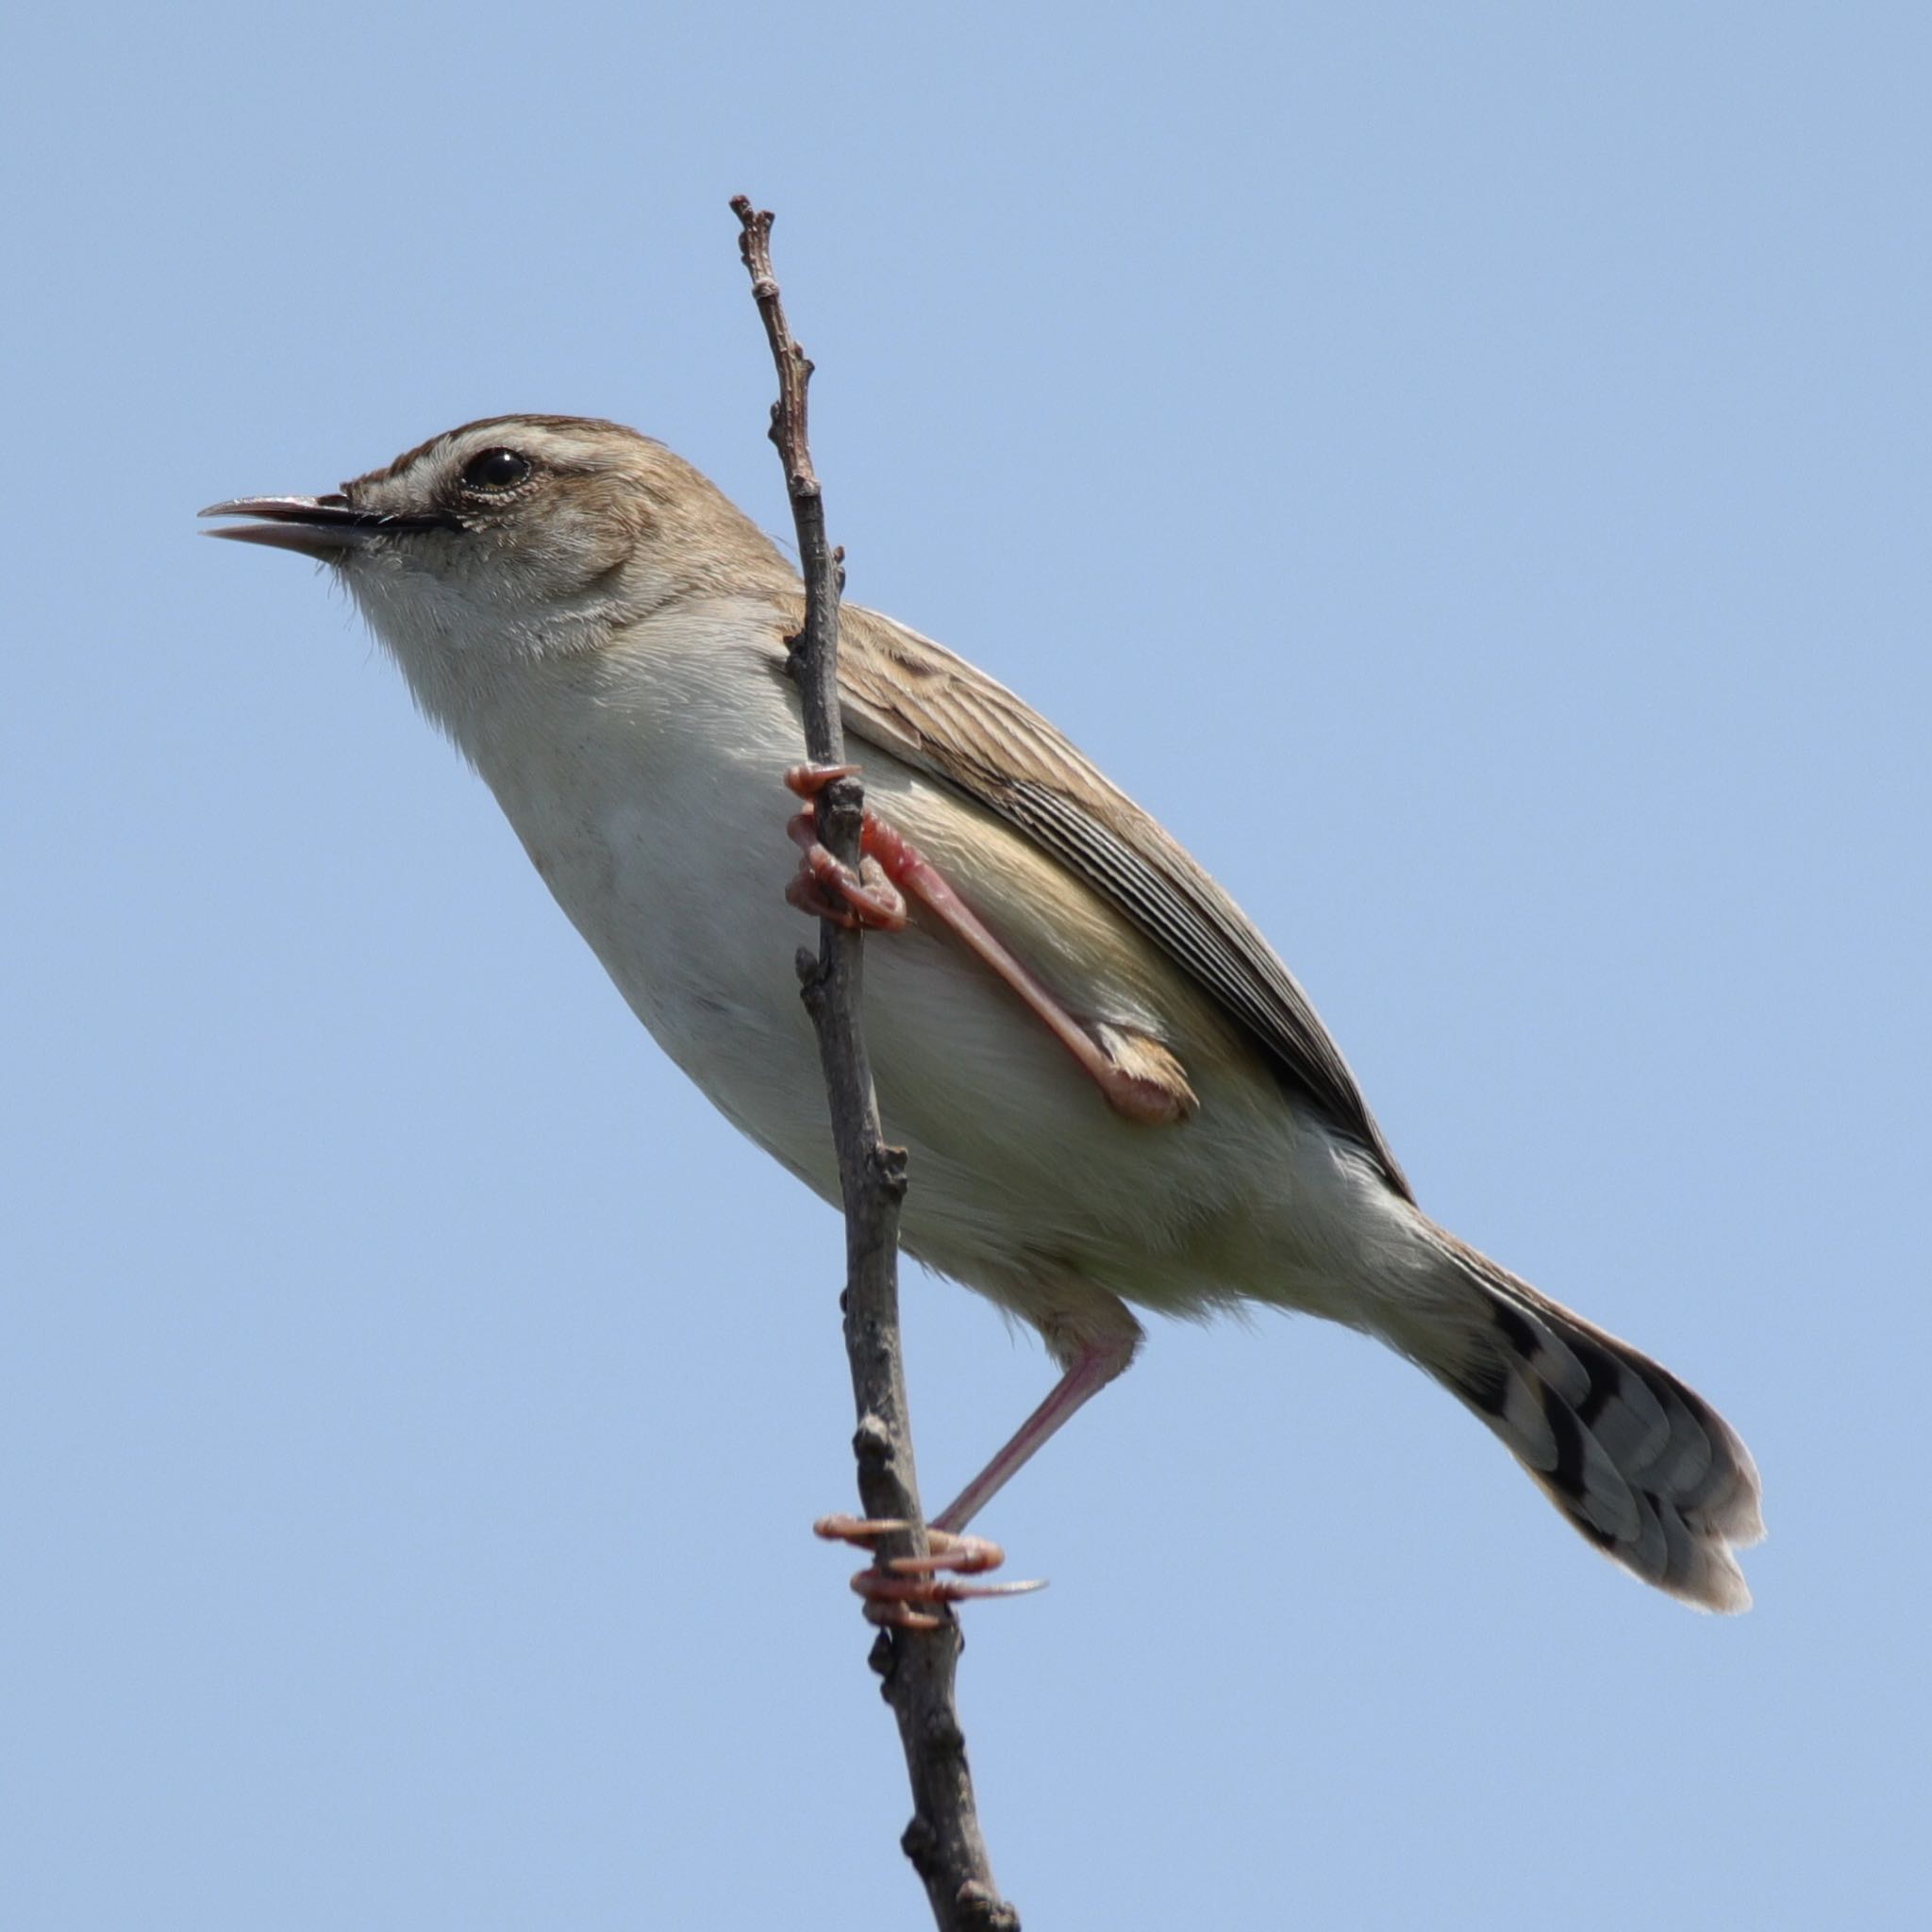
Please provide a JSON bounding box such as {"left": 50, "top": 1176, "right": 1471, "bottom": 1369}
{"left": 1436, "top": 1243, "right": 1764, "bottom": 1612}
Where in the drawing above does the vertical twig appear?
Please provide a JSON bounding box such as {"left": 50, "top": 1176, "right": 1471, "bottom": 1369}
{"left": 729, "top": 197, "right": 1019, "bottom": 1932}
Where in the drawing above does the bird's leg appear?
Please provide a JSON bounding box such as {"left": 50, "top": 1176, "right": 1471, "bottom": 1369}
{"left": 783, "top": 763, "right": 1193, "bottom": 1124}
{"left": 817, "top": 1324, "right": 1140, "bottom": 1624}
{"left": 931, "top": 1330, "right": 1140, "bottom": 1533}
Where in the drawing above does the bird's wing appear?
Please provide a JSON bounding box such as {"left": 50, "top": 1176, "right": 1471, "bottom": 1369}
{"left": 826, "top": 605, "right": 1410, "bottom": 1199}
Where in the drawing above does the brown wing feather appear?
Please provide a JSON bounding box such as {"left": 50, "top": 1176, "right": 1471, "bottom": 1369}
{"left": 827, "top": 606, "right": 1411, "bottom": 1200}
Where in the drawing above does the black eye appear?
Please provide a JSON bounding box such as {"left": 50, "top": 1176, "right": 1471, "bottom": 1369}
{"left": 459, "top": 447, "right": 532, "bottom": 492}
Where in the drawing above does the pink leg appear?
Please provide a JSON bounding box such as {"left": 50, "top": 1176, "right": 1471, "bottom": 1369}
{"left": 932, "top": 1330, "right": 1140, "bottom": 1534}
{"left": 814, "top": 1323, "right": 1140, "bottom": 1624}
{"left": 782, "top": 764, "right": 1189, "bottom": 1124}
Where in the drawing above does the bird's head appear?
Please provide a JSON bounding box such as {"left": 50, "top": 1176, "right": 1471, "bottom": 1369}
{"left": 203, "top": 414, "right": 793, "bottom": 677}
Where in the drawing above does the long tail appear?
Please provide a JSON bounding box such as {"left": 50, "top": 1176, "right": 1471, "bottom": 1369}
{"left": 1395, "top": 1225, "right": 1764, "bottom": 1611}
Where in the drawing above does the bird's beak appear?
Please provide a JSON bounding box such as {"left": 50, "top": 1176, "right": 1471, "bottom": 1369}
{"left": 198, "top": 495, "right": 454, "bottom": 559}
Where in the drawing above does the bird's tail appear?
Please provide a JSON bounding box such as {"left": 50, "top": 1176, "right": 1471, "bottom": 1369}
{"left": 1389, "top": 1224, "right": 1764, "bottom": 1611}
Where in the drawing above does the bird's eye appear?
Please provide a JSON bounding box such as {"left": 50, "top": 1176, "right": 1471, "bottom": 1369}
{"left": 459, "top": 448, "right": 532, "bottom": 492}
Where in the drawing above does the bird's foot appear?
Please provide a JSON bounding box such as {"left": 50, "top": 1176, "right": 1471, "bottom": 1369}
{"left": 778, "top": 765, "right": 1193, "bottom": 1124}
{"left": 783, "top": 761, "right": 860, "bottom": 800}
{"left": 783, "top": 765, "right": 908, "bottom": 930}
{"left": 784, "top": 848, "right": 907, "bottom": 928}
{"left": 813, "top": 1514, "right": 1045, "bottom": 1630}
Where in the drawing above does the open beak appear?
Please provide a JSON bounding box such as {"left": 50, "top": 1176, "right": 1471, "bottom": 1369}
{"left": 198, "top": 495, "right": 456, "bottom": 559}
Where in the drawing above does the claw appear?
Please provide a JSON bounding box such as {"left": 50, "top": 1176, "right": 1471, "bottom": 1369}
{"left": 786, "top": 871, "right": 864, "bottom": 924}
{"left": 785, "top": 806, "right": 908, "bottom": 930}
{"left": 784, "top": 761, "right": 861, "bottom": 798}
{"left": 813, "top": 1514, "right": 1044, "bottom": 1628}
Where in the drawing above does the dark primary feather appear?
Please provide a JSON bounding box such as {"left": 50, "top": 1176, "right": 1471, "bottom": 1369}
{"left": 823, "top": 606, "right": 1762, "bottom": 1608}
{"left": 1424, "top": 1231, "right": 1765, "bottom": 1610}
{"left": 829, "top": 606, "right": 1412, "bottom": 1198}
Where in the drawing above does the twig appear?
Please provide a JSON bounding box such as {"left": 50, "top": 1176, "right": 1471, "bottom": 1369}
{"left": 729, "top": 197, "right": 1020, "bottom": 1932}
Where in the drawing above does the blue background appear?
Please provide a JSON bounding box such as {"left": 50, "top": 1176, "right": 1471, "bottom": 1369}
{"left": 6, "top": 5, "right": 1925, "bottom": 1925}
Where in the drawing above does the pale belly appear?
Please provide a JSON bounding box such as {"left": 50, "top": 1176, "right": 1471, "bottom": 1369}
{"left": 467, "top": 622, "right": 1372, "bottom": 1325}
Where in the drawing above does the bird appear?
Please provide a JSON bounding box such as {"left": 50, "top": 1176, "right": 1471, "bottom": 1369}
{"left": 202, "top": 413, "right": 1763, "bottom": 1612}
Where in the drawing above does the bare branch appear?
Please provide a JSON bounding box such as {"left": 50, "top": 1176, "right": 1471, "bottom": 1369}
{"left": 729, "top": 196, "right": 1020, "bottom": 1932}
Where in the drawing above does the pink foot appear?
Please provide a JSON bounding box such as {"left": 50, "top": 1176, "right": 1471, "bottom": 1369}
{"left": 783, "top": 761, "right": 861, "bottom": 799}
{"left": 784, "top": 765, "right": 908, "bottom": 930}
{"left": 814, "top": 1515, "right": 1045, "bottom": 1630}
{"left": 777, "top": 765, "right": 1193, "bottom": 1124}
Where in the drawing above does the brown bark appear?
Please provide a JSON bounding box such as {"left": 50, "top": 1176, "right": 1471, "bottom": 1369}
{"left": 730, "top": 197, "right": 1020, "bottom": 1932}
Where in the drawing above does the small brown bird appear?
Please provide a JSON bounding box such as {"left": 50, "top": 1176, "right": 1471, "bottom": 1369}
{"left": 205, "top": 413, "right": 1764, "bottom": 1610}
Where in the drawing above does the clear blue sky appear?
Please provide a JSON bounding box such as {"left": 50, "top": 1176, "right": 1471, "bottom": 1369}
{"left": 6, "top": 5, "right": 1925, "bottom": 1925}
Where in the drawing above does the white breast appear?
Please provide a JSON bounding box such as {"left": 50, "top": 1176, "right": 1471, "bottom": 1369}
{"left": 401, "top": 597, "right": 1377, "bottom": 1330}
